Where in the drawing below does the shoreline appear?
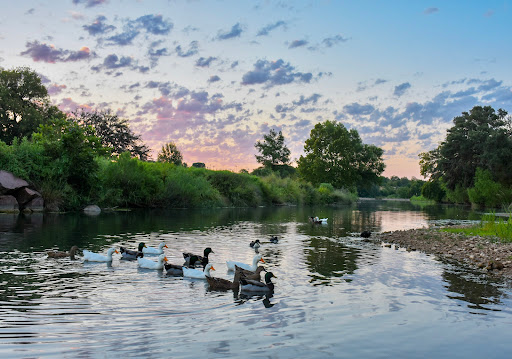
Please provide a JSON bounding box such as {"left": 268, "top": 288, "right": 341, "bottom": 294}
{"left": 374, "top": 227, "right": 512, "bottom": 280}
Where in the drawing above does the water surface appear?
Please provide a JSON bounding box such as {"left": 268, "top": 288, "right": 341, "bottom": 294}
{"left": 1, "top": 201, "right": 511, "bottom": 358}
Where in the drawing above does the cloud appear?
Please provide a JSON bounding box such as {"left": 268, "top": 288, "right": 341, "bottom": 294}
{"left": 375, "top": 78, "right": 387, "bottom": 85}
{"left": 322, "top": 34, "right": 350, "bottom": 47}
{"left": 288, "top": 40, "right": 308, "bottom": 49}
{"left": 72, "top": 0, "right": 107, "bottom": 7}
{"left": 257, "top": 20, "right": 286, "bottom": 36}
{"left": 135, "top": 14, "right": 173, "bottom": 35}
{"left": 105, "top": 14, "right": 173, "bottom": 46}
{"left": 241, "top": 59, "right": 313, "bottom": 87}
{"left": 83, "top": 15, "right": 115, "bottom": 36}
{"left": 175, "top": 41, "right": 198, "bottom": 57}
{"left": 46, "top": 84, "right": 67, "bottom": 96}
{"left": 484, "top": 10, "right": 494, "bottom": 17}
{"left": 216, "top": 23, "right": 243, "bottom": 40}
{"left": 343, "top": 103, "right": 375, "bottom": 116}
{"left": 424, "top": 7, "right": 439, "bottom": 15}
{"left": 195, "top": 56, "right": 216, "bottom": 67}
{"left": 103, "top": 54, "right": 133, "bottom": 69}
{"left": 148, "top": 42, "right": 169, "bottom": 67}
{"left": 393, "top": 82, "right": 411, "bottom": 97}
{"left": 208, "top": 75, "right": 221, "bottom": 83}
{"left": 292, "top": 93, "right": 321, "bottom": 106}
{"left": 20, "top": 41, "right": 93, "bottom": 63}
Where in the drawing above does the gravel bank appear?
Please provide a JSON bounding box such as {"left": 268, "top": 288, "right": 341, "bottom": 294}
{"left": 375, "top": 227, "right": 512, "bottom": 279}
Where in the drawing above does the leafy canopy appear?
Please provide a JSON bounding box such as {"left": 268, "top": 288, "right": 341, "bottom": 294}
{"left": 254, "top": 129, "right": 291, "bottom": 168}
{"left": 71, "top": 109, "right": 150, "bottom": 160}
{"left": 0, "top": 66, "right": 64, "bottom": 144}
{"left": 297, "top": 120, "right": 385, "bottom": 189}
{"left": 419, "top": 106, "right": 512, "bottom": 190}
{"left": 157, "top": 142, "right": 183, "bottom": 165}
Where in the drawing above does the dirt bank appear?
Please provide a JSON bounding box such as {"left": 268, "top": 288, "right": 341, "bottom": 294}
{"left": 374, "top": 227, "right": 512, "bottom": 279}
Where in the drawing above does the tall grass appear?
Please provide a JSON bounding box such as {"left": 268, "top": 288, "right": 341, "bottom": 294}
{"left": 442, "top": 212, "right": 512, "bottom": 243}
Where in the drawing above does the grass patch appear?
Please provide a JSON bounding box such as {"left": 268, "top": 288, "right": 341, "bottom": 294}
{"left": 442, "top": 212, "right": 512, "bottom": 243}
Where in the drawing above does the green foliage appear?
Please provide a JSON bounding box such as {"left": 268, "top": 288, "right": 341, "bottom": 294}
{"left": 422, "top": 180, "right": 445, "bottom": 202}
{"left": 297, "top": 120, "right": 385, "bottom": 189}
{"left": 207, "top": 171, "right": 265, "bottom": 206}
{"left": 467, "top": 168, "right": 512, "bottom": 208}
{"left": 422, "top": 106, "right": 512, "bottom": 190}
{"left": 71, "top": 109, "right": 149, "bottom": 160}
{"left": 443, "top": 213, "right": 512, "bottom": 243}
{"left": 254, "top": 129, "right": 291, "bottom": 169}
{"left": 0, "top": 66, "right": 65, "bottom": 144}
{"left": 444, "top": 184, "right": 469, "bottom": 204}
{"left": 157, "top": 141, "right": 183, "bottom": 165}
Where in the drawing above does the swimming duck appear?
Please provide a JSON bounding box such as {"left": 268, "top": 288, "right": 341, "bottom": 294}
{"left": 182, "top": 263, "right": 215, "bottom": 279}
{"left": 360, "top": 230, "right": 372, "bottom": 238}
{"left": 120, "top": 242, "right": 146, "bottom": 260}
{"left": 206, "top": 269, "right": 243, "bottom": 291}
{"left": 142, "top": 242, "right": 168, "bottom": 255}
{"left": 270, "top": 236, "right": 279, "bottom": 244}
{"left": 235, "top": 265, "right": 266, "bottom": 281}
{"left": 183, "top": 247, "right": 214, "bottom": 267}
{"left": 164, "top": 262, "right": 184, "bottom": 276}
{"left": 226, "top": 254, "right": 265, "bottom": 272}
{"left": 240, "top": 272, "right": 276, "bottom": 292}
{"left": 47, "top": 246, "right": 79, "bottom": 260}
{"left": 83, "top": 248, "right": 118, "bottom": 262}
{"left": 309, "top": 216, "right": 328, "bottom": 224}
{"left": 249, "top": 240, "right": 261, "bottom": 249}
{"left": 137, "top": 254, "right": 168, "bottom": 270}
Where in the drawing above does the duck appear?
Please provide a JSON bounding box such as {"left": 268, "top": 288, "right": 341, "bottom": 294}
{"left": 137, "top": 254, "right": 168, "bottom": 270}
{"left": 270, "top": 236, "right": 279, "bottom": 244}
{"left": 183, "top": 247, "right": 214, "bottom": 267}
{"left": 164, "top": 261, "right": 184, "bottom": 276}
{"left": 235, "top": 265, "right": 266, "bottom": 281}
{"left": 47, "top": 246, "right": 80, "bottom": 260}
{"left": 360, "top": 230, "right": 372, "bottom": 238}
{"left": 83, "top": 248, "right": 118, "bottom": 262}
{"left": 309, "top": 216, "right": 328, "bottom": 224}
{"left": 120, "top": 242, "right": 146, "bottom": 260}
{"left": 226, "top": 254, "right": 265, "bottom": 272}
{"left": 240, "top": 272, "right": 276, "bottom": 292}
{"left": 249, "top": 240, "right": 261, "bottom": 249}
{"left": 206, "top": 269, "right": 243, "bottom": 291}
{"left": 182, "top": 263, "right": 215, "bottom": 279}
{"left": 142, "top": 242, "right": 168, "bottom": 255}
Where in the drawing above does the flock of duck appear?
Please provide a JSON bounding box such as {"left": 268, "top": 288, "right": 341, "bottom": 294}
{"left": 46, "top": 236, "right": 281, "bottom": 293}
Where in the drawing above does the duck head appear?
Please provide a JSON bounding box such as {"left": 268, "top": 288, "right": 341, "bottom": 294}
{"left": 204, "top": 247, "right": 214, "bottom": 256}
{"left": 138, "top": 242, "right": 147, "bottom": 251}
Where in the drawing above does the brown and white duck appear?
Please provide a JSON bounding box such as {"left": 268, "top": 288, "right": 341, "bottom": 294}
{"left": 47, "top": 246, "right": 80, "bottom": 260}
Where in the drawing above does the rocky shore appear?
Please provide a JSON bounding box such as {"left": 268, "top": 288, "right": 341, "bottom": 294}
{"left": 375, "top": 227, "right": 512, "bottom": 279}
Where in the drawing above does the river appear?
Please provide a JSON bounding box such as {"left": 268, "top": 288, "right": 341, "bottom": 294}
{"left": 1, "top": 200, "right": 511, "bottom": 358}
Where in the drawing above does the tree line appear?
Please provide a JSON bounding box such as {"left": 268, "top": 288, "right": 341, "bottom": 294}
{"left": 2, "top": 66, "right": 510, "bottom": 210}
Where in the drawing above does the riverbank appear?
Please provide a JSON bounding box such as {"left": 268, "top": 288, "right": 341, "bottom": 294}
{"left": 375, "top": 226, "right": 512, "bottom": 279}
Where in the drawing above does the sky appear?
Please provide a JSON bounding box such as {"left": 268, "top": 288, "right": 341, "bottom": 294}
{"left": 1, "top": 0, "right": 511, "bottom": 179}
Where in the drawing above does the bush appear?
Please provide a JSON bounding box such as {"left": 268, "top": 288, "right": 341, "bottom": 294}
{"left": 468, "top": 168, "right": 512, "bottom": 208}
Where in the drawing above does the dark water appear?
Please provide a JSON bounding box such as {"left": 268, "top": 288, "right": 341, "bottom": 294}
{"left": 1, "top": 201, "right": 511, "bottom": 358}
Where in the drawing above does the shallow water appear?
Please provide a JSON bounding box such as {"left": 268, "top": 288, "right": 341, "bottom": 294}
{"left": 1, "top": 202, "right": 511, "bottom": 358}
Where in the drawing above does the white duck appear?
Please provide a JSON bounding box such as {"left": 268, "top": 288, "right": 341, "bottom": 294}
{"left": 142, "top": 242, "right": 168, "bottom": 255}
{"left": 226, "top": 254, "right": 265, "bottom": 272}
{"left": 137, "top": 254, "right": 168, "bottom": 270}
{"left": 83, "top": 248, "right": 118, "bottom": 262}
{"left": 182, "top": 263, "right": 215, "bottom": 279}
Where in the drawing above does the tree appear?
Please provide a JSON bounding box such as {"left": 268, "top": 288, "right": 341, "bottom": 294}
{"left": 0, "top": 66, "right": 63, "bottom": 144}
{"left": 157, "top": 142, "right": 183, "bottom": 165}
{"left": 297, "top": 120, "right": 385, "bottom": 189}
{"left": 255, "top": 129, "right": 291, "bottom": 169}
{"left": 71, "top": 109, "right": 149, "bottom": 160}
{"left": 419, "top": 106, "right": 512, "bottom": 190}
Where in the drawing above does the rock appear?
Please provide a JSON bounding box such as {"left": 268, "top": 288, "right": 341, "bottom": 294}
{"left": 361, "top": 230, "right": 372, "bottom": 238}
{"left": 24, "top": 197, "right": 44, "bottom": 212}
{"left": 16, "top": 187, "right": 42, "bottom": 206}
{"left": 83, "top": 204, "right": 101, "bottom": 215}
{"left": 0, "top": 170, "right": 29, "bottom": 194}
{"left": 45, "top": 202, "right": 60, "bottom": 212}
{"left": 0, "top": 195, "right": 19, "bottom": 213}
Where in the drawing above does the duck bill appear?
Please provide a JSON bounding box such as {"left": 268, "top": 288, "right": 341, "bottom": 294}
{"left": 259, "top": 258, "right": 266, "bottom": 263}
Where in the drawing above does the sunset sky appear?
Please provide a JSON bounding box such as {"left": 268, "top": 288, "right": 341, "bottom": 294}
{"left": 1, "top": 0, "right": 511, "bottom": 178}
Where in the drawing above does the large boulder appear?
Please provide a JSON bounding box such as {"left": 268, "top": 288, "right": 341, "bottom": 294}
{"left": 16, "top": 187, "right": 42, "bottom": 206}
{"left": 0, "top": 195, "right": 20, "bottom": 213}
{"left": 23, "top": 197, "right": 44, "bottom": 212}
{"left": 83, "top": 204, "right": 101, "bottom": 215}
{"left": 0, "top": 170, "right": 29, "bottom": 195}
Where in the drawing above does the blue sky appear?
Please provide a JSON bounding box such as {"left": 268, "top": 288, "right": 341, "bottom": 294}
{"left": 1, "top": 0, "right": 511, "bottom": 178}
